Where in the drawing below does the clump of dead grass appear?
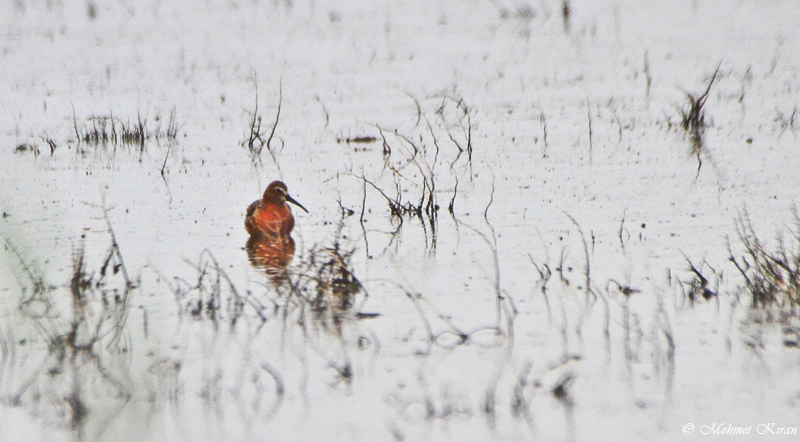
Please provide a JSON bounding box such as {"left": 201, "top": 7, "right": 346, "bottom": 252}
{"left": 730, "top": 209, "right": 800, "bottom": 316}
{"left": 14, "top": 137, "right": 57, "bottom": 157}
{"left": 72, "top": 108, "right": 180, "bottom": 149}
{"left": 681, "top": 253, "right": 719, "bottom": 306}
{"left": 297, "top": 242, "right": 365, "bottom": 327}
{"left": 242, "top": 76, "right": 283, "bottom": 165}
{"left": 346, "top": 95, "right": 475, "bottom": 252}
{"left": 157, "top": 249, "right": 263, "bottom": 326}
{"left": 674, "top": 65, "right": 721, "bottom": 176}
{"left": 280, "top": 227, "right": 369, "bottom": 330}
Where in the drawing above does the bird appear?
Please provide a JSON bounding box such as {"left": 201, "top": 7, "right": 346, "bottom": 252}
{"left": 245, "top": 181, "right": 308, "bottom": 240}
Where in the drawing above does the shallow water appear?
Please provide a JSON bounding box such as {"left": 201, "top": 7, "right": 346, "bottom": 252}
{"left": 1, "top": 1, "right": 799, "bottom": 441}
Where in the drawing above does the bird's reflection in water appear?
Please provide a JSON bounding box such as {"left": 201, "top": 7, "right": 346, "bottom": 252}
{"left": 245, "top": 236, "right": 295, "bottom": 283}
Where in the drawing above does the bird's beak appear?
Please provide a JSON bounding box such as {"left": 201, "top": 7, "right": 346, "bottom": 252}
{"left": 286, "top": 194, "right": 309, "bottom": 213}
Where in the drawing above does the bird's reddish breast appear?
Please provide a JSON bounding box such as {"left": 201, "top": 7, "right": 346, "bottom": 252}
{"left": 246, "top": 201, "right": 294, "bottom": 238}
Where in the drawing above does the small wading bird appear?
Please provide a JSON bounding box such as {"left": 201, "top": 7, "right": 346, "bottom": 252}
{"left": 245, "top": 181, "right": 308, "bottom": 239}
{"left": 245, "top": 181, "right": 308, "bottom": 274}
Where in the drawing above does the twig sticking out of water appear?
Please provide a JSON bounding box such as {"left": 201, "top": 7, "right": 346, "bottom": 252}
{"left": 680, "top": 252, "right": 719, "bottom": 307}
{"left": 160, "top": 143, "right": 172, "bottom": 181}
{"left": 314, "top": 95, "right": 330, "bottom": 128}
{"left": 657, "top": 302, "right": 676, "bottom": 417}
{"left": 552, "top": 373, "right": 576, "bottom": 442}
{"left": 563, "top": 213, "right": 596, "bottom": 310}
{"left": 561, "top": 1, "right": 571, "bottom": 33}
{"left": 529, "top": 254, "right": 553, "bottom": 324}
{"left": 532, "top": 106, "right": 549, "bottom": 158}
{"left": 260, "top": 362, "right": 285, "bottom": 418}
{"left": 586, "top": 100, "right": 593, "bottom": 163}
{"left": 548, "top": 213, "right": 610, "bottom": 360}
{"left": 510, "top": 361, "right": 535, "bottom": 428}
{"left": 244, "top": 80, "right": 264, "bottom": 153}
{"left": 644, "top": 51, "right": 652, "bottom": 101}
{"left": 243, "top": 73, "right": 284, "bottom": 171}
{"left": 606, "top": 279, "right": 640, "bottom": 365}
{"left": 265, "top": 74, "right": 283, "bottom": 154}
{"left": 676, "top": 64, "right": 721, "bottom": 177}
